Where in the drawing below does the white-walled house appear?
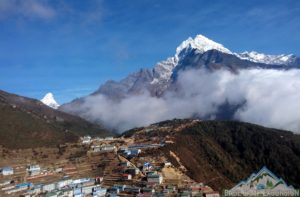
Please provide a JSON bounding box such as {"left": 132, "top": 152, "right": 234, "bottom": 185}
{"left": 27, "top": 165, "right": 41, "bottom": 176}
{"left": 1, "top": 167, "right": 14, "bottom": 176}
{"left": 82, "top": 136, "right": 92, "bottom": 144}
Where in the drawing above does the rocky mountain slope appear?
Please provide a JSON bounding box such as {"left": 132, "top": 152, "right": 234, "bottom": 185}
{"left": 0, "top": 90, "right": 112, "bottom": 149}
{"left": 122, "top": 119, "right": 300, "bottom": 190}
{"left": 61, "top": 35, "right": 300, "bottom": 102}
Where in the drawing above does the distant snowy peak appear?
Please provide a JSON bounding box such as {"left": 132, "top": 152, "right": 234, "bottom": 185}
{"left": 41, "top": 92, "right": 60, "bottom": 109}
{"left": 237, "top": 51, "right": 296, "bottom": 65}
{"left": 175, "top": 34, "right": 232, "bottom": 60}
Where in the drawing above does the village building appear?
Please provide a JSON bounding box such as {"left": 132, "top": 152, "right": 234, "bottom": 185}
{"left": 131, "top": 187, "right": 141, "bottom": 194}
{"left": 123, "top": 149, "right": 141, "bottom": 158}
{"left": 16, "top": 182, "right": 33, "bottom": 189}
{"left": 92, "top": 187, "right": 107, "bottom": 196}
{"left": 26, "top": 184, "right": 43, "bottom": 195}
{"left": 73, "top": 188, "right": 82, "bottom": 196}
{"left": 93, "top": 145, "right": 116, "bottom": 153}
{"left": 82, "top": 179, "right": 95, "bottom": 187}
{"left": 113, "top": 184, "right": 126, "bottom": 192}
{"left": 57, "top": 178, "right": 73, "bottom": 188}
{"left": 108, "top": 186, "right": 120, "bottom": 194}
{"left": 122, "top": 173, "right": 132, "bottom": 180}
{"left": 166, "top": 185, "right": 177, "bottom": 192}
{"left": 1, "top": 167, "right": 14, "bottom": 176}
{"left": 204, "top": 191, "right": 220, "bottom": 197}
{"left": 125, "top": 168, "right": 140, "bottom": 176}
{"left": 82, "top": 136, "right": 92, "bottom": 144}
{"left": 152, "top": 191, "right": 165, "bottom": 197}
{"left": 61, "top": 188, "right": 73, "bottom": 197}
{"left": 142, "top": 187, "right": 155, "bottom": 194}
{"left": 164, "top": 162, "right": 172, "bottom": 168}
{"left": 180, "top": 190, "right": 192, "bottom": 197}
{"left": 45, "top": 191, "right": 60, "bottom": 197}
{"left": 95, "top": 176, "right": 104, "bottom": 184}
{"left": 142, "top": 162, "right": 153, "bottom": 171}
{"left": 42, "top": 183, "right": 56, "bottom": 192}
{"left": 73, "top": 177, "right": 91, "bottom": 185}
{"left": 27, "top": 164, "right": 41, "bottom": 176}
{"left": 82, "top": 185, "right": 95, "bottom": 195}
{"left": 108, "top": 194, "right": 119, "bottom": 197}
{"left": 0, "top": 180, "right": 11, "bottom": 187}
{"left": 54, "top": 167, "right": 63, "bottom": 173}
{"left": 190, "top": 183, "right": 204, "bottom": 196}
{"left": 101, "top": 145, "right": 116, "bottom": 152}
{"left": 147, "top": 174, "right": 163, "bottom": 184}
{"left": 199, "top": 185, "right": 214, "bottom": 194}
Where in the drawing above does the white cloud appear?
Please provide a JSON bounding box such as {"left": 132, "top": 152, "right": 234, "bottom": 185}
{"left": 234, "top": 69, "right": 300, "bottom": 132}
{"left": 64, "top": 68, "right": 300, "bottom": 133}
{"left": 0, "top": 0, "right": 55, "bottom": 20}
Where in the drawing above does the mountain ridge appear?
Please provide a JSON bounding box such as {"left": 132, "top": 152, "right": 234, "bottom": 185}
{"left": 59, "top": 34, "right": 300, "bottom": 131}
{"left": 122, "top": 119, "right": 300, "bottom": 190}
{"left": 0, "top": 89, "right": 112, "bottom": 149}
{"left": 61, "top": 35, "right": 300, "bottom": 103}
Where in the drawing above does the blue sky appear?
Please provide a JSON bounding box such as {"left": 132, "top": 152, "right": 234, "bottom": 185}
{"left": 0, "top": 0, "right": 300, "bottom": 103}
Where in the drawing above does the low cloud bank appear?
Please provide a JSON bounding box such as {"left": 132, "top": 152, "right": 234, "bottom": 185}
{"left": 69, "top": 68, "right": 300, "bottom": 133}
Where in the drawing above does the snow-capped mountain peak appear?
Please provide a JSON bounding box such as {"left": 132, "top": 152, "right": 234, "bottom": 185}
{"left": 151, "top": 34, "right": 232, "bottom": 85}
{"left": 175, "top": 34, "right": 232, "bottom": 59}
{"left": 237, "top": 51, "right": 296, "bottom": 65}
{"left": 41, "top": 92, "right": 60, "bottom": 109}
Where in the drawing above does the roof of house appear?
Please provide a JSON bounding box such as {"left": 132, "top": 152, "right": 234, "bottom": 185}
{"left": 2, "top": 166, "right": 13, "bottom": 171}
{"left": 204, "top": 191, "right": 219, "bottom": 194}
{"left": 147, "top": 174, "right": 161, "bottom": 178}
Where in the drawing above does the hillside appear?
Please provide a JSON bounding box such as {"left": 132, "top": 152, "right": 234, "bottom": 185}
{"left": 122, "top": 119, "right": 300, "bottom": 190}
{"left": 0, "top": 90, "right": 112, "bottom": 149}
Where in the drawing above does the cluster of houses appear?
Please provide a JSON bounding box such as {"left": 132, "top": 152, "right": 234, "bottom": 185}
{"left": 91, "top": 145, "right": 117, "bottom": 153}
{"left": 27, "top": 164, "right": 41, "bottom": 176}
{"left": 82, "top": 136, "right": 115, "bottom": 144}
{"left": 118, "top": 148, "right": 141, "bottom": 158}
{"left": 103, "top": 181, "right": 219, "bottom": 197}
{"left": 1, "top": 164, "right": 42, "bottom": 177}
{"left": 0, "top": 176, "right": 107, "bottom": 197}
{"left": 0, "top": 137, "right": 222, "bottom": 197}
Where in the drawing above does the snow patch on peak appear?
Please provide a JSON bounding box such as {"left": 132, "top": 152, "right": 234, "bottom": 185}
{"left": 41, "top": 92, "right": 60, "bottom": 109}
{"left": 237, "top": 51, "right": 296, "bottom": 65}
{"left": 175, "top": 34, "right": 232, "bottom": 59}
{"left": 152, "top": 57, "right": 177, "bottom": 83}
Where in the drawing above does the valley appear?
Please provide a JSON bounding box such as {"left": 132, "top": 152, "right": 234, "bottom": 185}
{"left": 1, "top": 119, "right": 300, "bottom": 197}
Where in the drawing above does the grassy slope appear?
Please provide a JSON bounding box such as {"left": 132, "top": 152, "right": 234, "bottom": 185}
{"left": 0, "top": 90, "right": 112, "bottom": 149}
{"left": 124, "top": 119, "right": 300, "bottom": 190}
{"left": 169, "top": 121, "right": 300, "bottom": 190}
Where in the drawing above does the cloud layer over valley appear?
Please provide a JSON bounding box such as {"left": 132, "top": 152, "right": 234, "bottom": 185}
{"left": 64, "top": 68, "right": 300, "bottom": 133}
